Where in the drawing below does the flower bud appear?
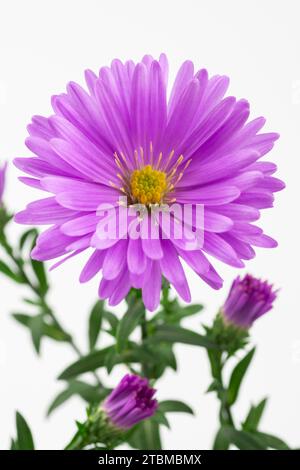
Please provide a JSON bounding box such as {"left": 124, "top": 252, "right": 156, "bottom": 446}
{"left": 103, "top": 374, "right": 157, "bottom": 429}
{"left": 223, "top": 274, "right": 277, "bottom": 328}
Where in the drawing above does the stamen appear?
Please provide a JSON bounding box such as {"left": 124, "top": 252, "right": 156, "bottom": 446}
{"left": 162, "top": 149, "right": 175, "bottom": 171}
{"left": 134, "top": 149, "right": 139, "bottom": 168}
{"left": 139, "top": 146, "right": 145, "bottom": 167}
{"left": 169, "top": 154, "right": 184, "bottom": 173}
{"left": 149, "top": 141, "right": 154, "bottom": 166}
{"left": 120, "top": 151, "right": 129, "bottom": 166}
{"left": 156, "top": 151, "right": 163, "bottom": 170}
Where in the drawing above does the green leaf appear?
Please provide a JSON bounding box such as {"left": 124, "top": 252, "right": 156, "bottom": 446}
{"left": 31, "top": 259, "right": 48, "bottom": 296}
{"left": 116, "top": 298, "right": 145, "bottom": 352}
{"left": 19, "top": 228, "right": 38, "bottom": 251}
{"left": 154, "top": 344, "right": 177, "bottom": 371}
{"left": 16, "top": 412, "right": 35, "bottom": 450}
{"left": 22, "top": 298, "right": 44, "bottom": 307}
{"left": 12, "top": 313, "right": 71, "bottom": 344}
{"left": 152, "top": 410, "right": 170, "bottom": 428}
{"left": 0, "top": 259, "right": 24, "bottom": 283}
{"left": 168, "top": 304, "right": 203, "bottom": 323}
{"left": 10, "top": 438, "right": 19, "bottom": 450}
{"left": 58, "top": 346, "right": 114, "bottom": 380}
{"left": 252, "top": 431, "right": 289, "bottom": 450}
{"left": 47, "top": 380, "right": 110, "bottom": 416}
{"left": 159, "top": 400, "right": 194, "bottom": 415}
{"left": 58, "top": 342, "right": 161, "bottom": 380}
{"left": 154, "top": 302, "right": 203, "bottom": 324}
{"left": 221, "top": 426, "right": 266, "bottom": 450}
{"left": 206, "top": 379, "right": 222, "bottom": 394}
{"left": 47, "top": 386, "right": 77, "bottom": 416}
{"left": 127, "top": 419, "right": 162, "bottom": 450}
{"left": 12, "top": 313, "right": 33, "bottom": 327}
{"left": 103, "top": 311, "right": 119, "bottom": 337}
{"left": 242, "top": 398, "right": 268, "bottom": 432}
{"left": 104, "top": 348, "right": 118, "bottom": 374}
{"left": 149, "top": 324, "right": 218, "bottom": 349}
{"left": 29, "top": 314, "right": 44, "bottom": 354}
{"left": 227, "top": 347, "right": 255, "bottom": 405}
{"left": 42, "top": 322, "right": 72, "bottom": 342}
{"left": 88, "top": 301, "right": 104, "bottom": 350}
{"left": 213, "top": 427, "right": 230, "bottom": 450}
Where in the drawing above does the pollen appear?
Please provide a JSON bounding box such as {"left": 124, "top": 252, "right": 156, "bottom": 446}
{"left": 130, "top": 165, "right": 167, "bottom": 205}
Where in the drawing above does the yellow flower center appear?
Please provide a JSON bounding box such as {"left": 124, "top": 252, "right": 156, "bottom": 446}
{"left": 130, "top": 165, "right": 167, "bottom": 205}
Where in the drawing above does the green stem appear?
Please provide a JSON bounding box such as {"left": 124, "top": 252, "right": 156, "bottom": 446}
{"left": 208, "top": 350, "right": 235, "bottom": 445}
{"left": 65, "top": 431, "right": 86, "bottom": 450}
{"left": 218, "top": 364, "right": 234, "bottom": 427}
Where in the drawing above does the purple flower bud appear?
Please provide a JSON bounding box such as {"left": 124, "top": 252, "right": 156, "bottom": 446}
{"left": 0, "top": 162, "right": 7, "bottom": 204}
{"left": 103, "top": 374, "right": 158, "bottom": 429}
{"left": 222, "top": 274, "right": 277, "bottom": 328}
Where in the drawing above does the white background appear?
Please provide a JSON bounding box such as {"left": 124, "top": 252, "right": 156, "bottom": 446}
{"left": 0, "top": 0, "right": 299, "bottom": 450}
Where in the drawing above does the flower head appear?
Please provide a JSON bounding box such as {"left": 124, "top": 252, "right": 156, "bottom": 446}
{"left": 0, "top": 161, "right": 7, "bottom": 204}
{"left": 14, "top": 54, "right": 284, "bottom": 310}
{"left": 103, "top": 374, "right": 157, "bottom": 429}
{"left": 222, "top": 274, "right": 277, "bottom": 328}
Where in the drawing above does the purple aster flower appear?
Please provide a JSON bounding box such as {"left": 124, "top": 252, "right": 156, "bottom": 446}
{"left": 0, "top": 161, "right": 7, "bottom": 204}
{"left": 222, "top": 274, "right": 277, "bottom": 328}
{"left": 14, "top": 54, "right": 285, "bottom": 311}
{"left": 102, "top": 374, "right": 157, "bottom": 429}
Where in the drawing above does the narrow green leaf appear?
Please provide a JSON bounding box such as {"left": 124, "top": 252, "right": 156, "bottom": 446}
{"left": 149, "top": 324, "right": 218, "bottom": 349}
{"left": 169, "top": 304, "right": 203, "bottom": 323}
{"left": 58, "top": 346, "right": 114, "bottom": 380}
{"left": 10, "top": 438, "right": 19, "bottom": 450}
{"left": 104, "top": 348, "right": 118, "bottom": 374}
{"left": 19, "top": 228, "right": 37, "bottom": 251}
{"left": 59, "top": 342, "right": 158, "bottom": 380}
{"left": 252, "top": 431, "right": 289, "bottom": 450}
{"left": 213, "top": 427, "right": 230, "bottom": 450}
{"left": 29, "top": 314, "right": 44, "bottom": 354}
{"left": 116, "top": 299, "right": 145, "bottom": 352}
{"left": 47, "top": 387, "right": 76, "bottom": 416}
{"left": 222, "top": 426, "right": 266, "bottom": 450}
{"left": 206, "top": 379, "right": 222, "bottom": 394}
{"left": 152, "top": 410, "right": 170, "bottom": 428}
{"left": 128, "top": 419, "right": 162, "bottom": 450}
{"left": 22, "top": 298, "right": 44, "bottom": 307}
{"left": 159, "top": 400, "right": 194, "bottom": 415}
{"left": 103, "top": 311, "right": 119, "bottom": 337}
{"left": 42, "top": 322, "right": 72, "bottom": 342}
{"left": 12, "top": 313, "right": 32, "bottom": 327}
{"left": 242, "top": 398, "right": 268, "bottom": 432}
{"left": 12, "top": 313, "right": 71, "bottom": 343}
{"left": 47, "top": 380, "right": 110, "bottom": 416}
{"left": 140, "top": 419, "right": 162, "bottom": 450}
{"left": 16, "top": 412, "right": 35, "bottom": 450}
{"left": 78, "top": 385, "right": 110, "bottom": 404}
{"left": 31, "top": 259, "right": 48, "bottom": 295}
{"left": 227, "top": 347, "right": 256, "bottom": 405}
{"left": 88, "top": 301, "right": 104, "bottom": 350}
{"left": 0, "top": 259, "right": 23, "bottom": 283}
{"left": 153, "top": 344, "right": 177, "bottom": 371}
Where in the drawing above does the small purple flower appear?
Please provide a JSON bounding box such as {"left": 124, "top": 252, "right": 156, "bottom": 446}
{"left": 222, "top": 274, "right": 277, "bottom": 328}
{"left": 103, "top": 374, "right": 158, "bottom": 429}
{"left": 0, "top": 162, "right": 7, "bottom": 204}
